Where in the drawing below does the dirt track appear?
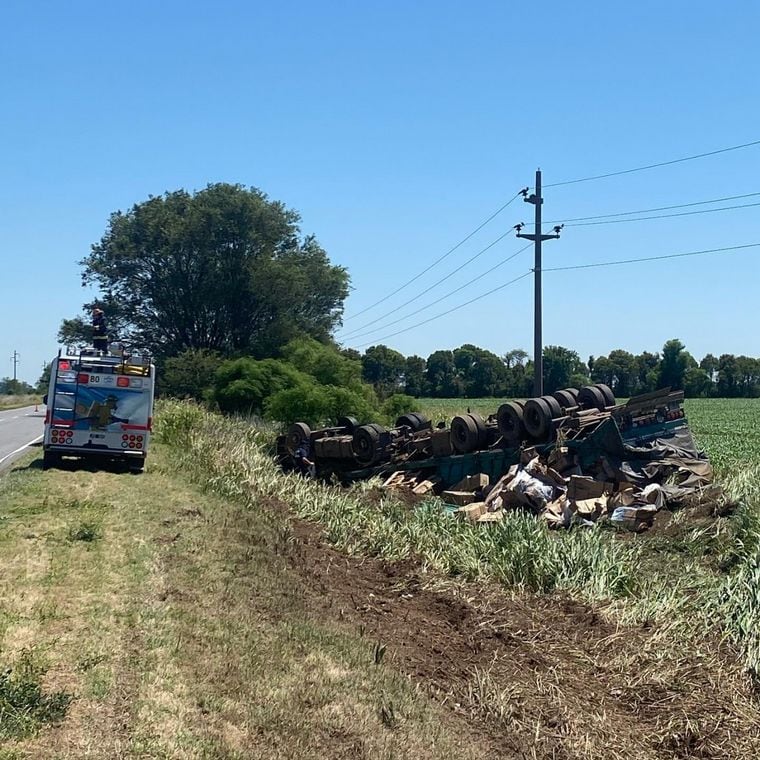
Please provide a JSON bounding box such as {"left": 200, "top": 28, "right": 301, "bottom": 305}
{"left": 285, "top": 512, "right": 760, "bottom": 759}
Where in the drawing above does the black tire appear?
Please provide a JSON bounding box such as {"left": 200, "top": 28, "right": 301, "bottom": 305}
{"left": 352, "top": 424, "right": 385, "bottom": 464}
{"left": 450, "top": 415, "right": 480, "bottom": 453}
{"left": 553, "top": 388, "right": 579, "bottom": 410}
{"left": 497, "top": 401, "right": 525, "bottom": 446}
{"left": 523, "top": 397, "right": 553, "bottom": 440}
{"left": 286, "top": 422, "right": 312, "bottom": 455}
{"left": 468, "top": 413, "right": 488, "bottom": 447}
{"left": 594, "top": 383, "right": 616, "bottom": 407}
{"left": 42, "top": 451, "right": 60, "bottom": 470}
{"left": 541, "top": 395, "right": 563, "bottom": 419}
{"left": 395, "top": 413, "right": 419, "bottom": 431}
{"left": 395, "top": 412, "right": 431, "bottom": 432}
{"left": 410, "top": 412, "right": 431, "bottom": 431}
{"left": 337, "top": 416, "right": 359, "bottom": 434}
{"left": 578, "top": 385, "right": 606, "bottom": 411}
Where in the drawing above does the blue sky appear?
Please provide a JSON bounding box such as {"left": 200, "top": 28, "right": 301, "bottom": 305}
{"left": 1, "top": 0, "right": 759, "bottom": 383}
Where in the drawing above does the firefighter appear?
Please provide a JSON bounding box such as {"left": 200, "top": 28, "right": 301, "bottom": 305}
{"left": 294, "top": 439, "right": 315, "bottom": 477}
{"left": 92, "top": 308, "right": 109, "bottom": 352}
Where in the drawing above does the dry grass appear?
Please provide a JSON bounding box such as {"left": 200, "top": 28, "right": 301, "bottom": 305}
{"left": 0, "top": 445, "right": 482, "bottom": 758}
{"left": 0, "top": 395, "right": 39, "bottom": 411}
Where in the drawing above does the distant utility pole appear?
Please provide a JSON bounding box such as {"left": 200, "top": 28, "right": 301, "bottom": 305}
{"left": 10, "top": 350, "right": 19, "bottom": 382}
{"left": 516, "top": 169, "right": 562, "bottom": 397}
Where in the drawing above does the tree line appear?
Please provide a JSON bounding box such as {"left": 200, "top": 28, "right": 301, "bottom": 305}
{"left": 357, "top": 340, "right": 760, "bottom": 399}
{"left": 53, "top": 183, "right": 759, "bottom": 424}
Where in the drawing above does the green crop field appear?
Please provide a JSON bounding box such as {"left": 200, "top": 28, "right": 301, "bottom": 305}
{"left": 416, "top": 397, "right": 760, "bottom": 476}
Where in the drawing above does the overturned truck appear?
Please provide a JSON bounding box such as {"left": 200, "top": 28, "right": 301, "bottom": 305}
{"left": 277, "top": 385, "right": 711, "bottom": 516}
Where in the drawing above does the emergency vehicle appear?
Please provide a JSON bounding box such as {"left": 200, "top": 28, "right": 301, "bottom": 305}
{"left": 43, "top": 348, "right": 155, "bottom": 471}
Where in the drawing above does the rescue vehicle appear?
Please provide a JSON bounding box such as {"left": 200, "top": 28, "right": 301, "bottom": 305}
{"left": 43, "top": 348, "right": 155, "bottom": 471}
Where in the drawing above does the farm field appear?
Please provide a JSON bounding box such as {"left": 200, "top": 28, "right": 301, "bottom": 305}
{"left": 2, "top": 398, "right": 760, "bottom": 758}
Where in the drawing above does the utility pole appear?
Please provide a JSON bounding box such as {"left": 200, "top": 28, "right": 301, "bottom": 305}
{"left": 10, "top": 350, "right": 19, "bottom": 382}
{"left": 516, "top": 169, "right": 562, "bottom": 397}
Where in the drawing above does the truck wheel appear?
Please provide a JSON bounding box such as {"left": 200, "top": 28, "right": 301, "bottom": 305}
{"left": 352, "top": 424, "right": 385, "bottom": 464}
{"left": 337, "top": 416, "right": 359, "bottom": 434}
{"left": 42, "top": 451, "right": 60, "bottom": 470}
{"left": 286, "top": 422, "right": 312, "bottom": 455}
{"left": 497, "top": 401, "right": 525, "bottom": 447}
{"left": 594, "top": 383, "right": 616, "bottom": 407}
{"left": 450, "top": 415, "right": 480, "bottom": 453}
{"left": 523, "top": 398, "right": 553, "bottom": 440}
{"left": 553, "top": 388, "right": 579, "bottom": 410}
{"left": 578, "top": 385, "right": 606, "bottom": 411}
{"left": 540, "top": 395, "right": 563, "bottom": 419}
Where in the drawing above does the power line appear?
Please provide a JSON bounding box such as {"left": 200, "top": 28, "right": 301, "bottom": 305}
{"left": 564, "top": 200, "right": 760, "bottom": 227}
{"left": 349, "top": 242, "right": 760, "bottom": 350}
{"left": 542, "top": 242, "right": 760, "bottom": 273}
{"left": 338, "top": 232, "right": 523, "bottom": 339}
{"left": 351, "top": 271, "right": 532, "bottom": 349}
{"left": 342, "top": 190, "right": 524, "bottom": 322}
{"left": 541, "top": 190, "right": 760, "bottom": 225}
{"left": 545, "top": 139, "right": 760, "bottom": 188}
{"left": 342, "top": 243, "right": 532, "bottom": 341}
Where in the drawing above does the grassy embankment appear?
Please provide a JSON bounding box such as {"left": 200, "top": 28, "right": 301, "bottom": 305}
{"left": 0, "top": 442, "right": 478, "bottom": 759}
{"left": 0, "top": 396, "right": 40, "bottom": 412}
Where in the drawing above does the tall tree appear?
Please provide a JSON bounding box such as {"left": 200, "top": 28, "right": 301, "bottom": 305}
{"left": 64, "top": 184, "right": 349, "bottom": 358}
{"left": 426, "top": 350, "right": 458, "bottom": 397}
{"left": 657, "top": 339, "right": 691, "bottom": 391}
{"left": 542, "top": 345, "right": 587, "bottom": 394}
{"left": 404, "top": 355, "right": 428, "bottom": 397}
{"left": 361, "top": 345, "right": 407, "bottom": 397}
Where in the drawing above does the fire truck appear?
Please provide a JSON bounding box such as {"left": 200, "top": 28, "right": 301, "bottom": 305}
{"left": 43, "top": 348, "right": 155, "bottom": 471}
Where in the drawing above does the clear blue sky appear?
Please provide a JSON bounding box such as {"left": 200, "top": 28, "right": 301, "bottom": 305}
{"left": 2, "top": 0, "right": 759, "bottom": 384}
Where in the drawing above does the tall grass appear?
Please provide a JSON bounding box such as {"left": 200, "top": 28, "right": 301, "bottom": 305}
{"left": 155, "top": 401, "right": 760, "bottom": 676}
{"left": 155, "top": 401, "right": 641, "bottom": 601}
{"left": 713, "top": 466, "right": 760, "bottom": 675}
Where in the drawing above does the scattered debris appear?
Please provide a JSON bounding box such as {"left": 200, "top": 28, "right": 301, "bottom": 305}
{"left": 278, "top": 386, "right": 718, "bottom": 532}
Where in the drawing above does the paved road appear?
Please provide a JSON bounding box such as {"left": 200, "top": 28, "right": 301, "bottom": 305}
{"left": 0, "top": 405, "right": 45, "bottom": 471}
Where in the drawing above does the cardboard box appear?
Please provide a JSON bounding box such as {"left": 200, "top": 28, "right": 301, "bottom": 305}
{"left": 456, "top": 502, "right": 487, "bottom": 522}
{"left": 567, "top": 475, "right": 611, "bottom": 501}
{"left": 452, "top": 473, "right": 489, "bottom": 491}
{"left": 442, "top": 490, "right": 477, "bottom": 506}
{"left": 477, "top": 510, "right": 504, "bottom": 523}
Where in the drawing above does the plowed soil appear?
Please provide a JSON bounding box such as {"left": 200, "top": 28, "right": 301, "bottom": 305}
{"left": 284, "top": 513, "right": 760, "bottom": 760}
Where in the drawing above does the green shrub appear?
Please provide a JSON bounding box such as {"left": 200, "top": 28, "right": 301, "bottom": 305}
{"left": 380, "top": 394, "right": 420, "bottom": 424}
{"left": 280, "top": 337, "right": 364, "bottom": 390}
{"left": 160, "top": 348, "right": 223, "bottom": 400}
{"left": 212, "top": 358, "right": 310, "bottom": 414}
{"left": 265, "top": 382, "right": 377, "bottom": 426}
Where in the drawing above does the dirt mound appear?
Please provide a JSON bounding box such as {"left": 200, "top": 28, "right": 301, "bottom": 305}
{"left": 284, "top": 514, "right": 760, "bottom": 759}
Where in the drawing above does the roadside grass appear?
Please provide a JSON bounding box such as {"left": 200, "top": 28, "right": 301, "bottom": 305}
{"left": 0, "top": 396, "right": 39, "bottom": 412}
{"left": 0, "top": 444, "right": 482, "bottom": 757}
{"left": 155, "top": 400, "right": 760, "bottom": 682}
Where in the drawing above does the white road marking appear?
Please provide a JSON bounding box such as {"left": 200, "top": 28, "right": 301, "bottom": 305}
{"left": 0, "top": 435, "right": 43, "bottom": 467}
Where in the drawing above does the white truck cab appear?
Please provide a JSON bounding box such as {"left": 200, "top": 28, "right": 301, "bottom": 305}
{"left": 43, "top": 348, "right": 155, "bottom": 472}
